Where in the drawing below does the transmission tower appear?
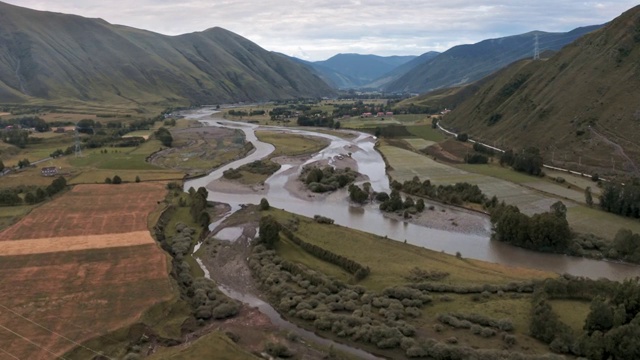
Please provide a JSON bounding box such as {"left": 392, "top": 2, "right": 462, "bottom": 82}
{"left": 533, "top": 33, "right": 540, "bottom": 60}
{"left": 74, "top": 127, "right": 82, "bottom": 157}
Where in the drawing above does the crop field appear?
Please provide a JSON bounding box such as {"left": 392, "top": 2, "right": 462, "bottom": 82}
{"left": 0, "top": 245, "right": 172, "bottom": 360}
{"left": 0, "top": 182, "right": 173, "bottom": 359}
{"left": 381, "top": 145, "right": 640, "bottom": 240}
{"left": 0, "top": 183, "right": 166, "bottom": 240}
{"left": 381, "top": 145, "right": 558, "bottom": 215}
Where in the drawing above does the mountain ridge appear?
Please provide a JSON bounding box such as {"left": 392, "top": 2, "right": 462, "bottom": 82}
{"left": 441, "top": 5, "right": 640, "bottom": 175}
{"left": 0, "top": 1, "right": 335, "bottom": 108}
{"left": 384, "top": 25, "right": 603, "bottom": 94}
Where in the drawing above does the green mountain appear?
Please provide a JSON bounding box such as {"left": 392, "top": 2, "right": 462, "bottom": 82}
{"left": 0, "top": 2, "right": 334, "bottom": 108}
{"left": 385, "top": 25, "right": 602, "bottom": 94}
{"left": 441, "top": 5, "right": 640, "bottom": 176}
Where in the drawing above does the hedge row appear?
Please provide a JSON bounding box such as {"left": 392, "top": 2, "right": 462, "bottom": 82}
{"left": 280, "top": 226, "right": 370, "bottom": 280}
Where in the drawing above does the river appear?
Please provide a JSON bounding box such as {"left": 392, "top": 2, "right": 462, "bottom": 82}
{"left": 183, "top": 108, "right": 640, "bottom": 281}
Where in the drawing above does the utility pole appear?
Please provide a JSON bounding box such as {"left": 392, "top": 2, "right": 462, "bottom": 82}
{"left": 533, "top": 34, "right": 540, "bottom": 60}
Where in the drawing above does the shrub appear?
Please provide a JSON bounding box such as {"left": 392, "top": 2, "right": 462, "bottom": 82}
{"left": 104, "top": 177, "right": 112, "bottom": 184}
{"left": 112, "top": 175, "right": 122, "bottom": 184}
{"left": 211, "top": 303, "right": 239, "bottom": 319}
{"left": 265, "top": 342, "right": 294, "bottom": 358}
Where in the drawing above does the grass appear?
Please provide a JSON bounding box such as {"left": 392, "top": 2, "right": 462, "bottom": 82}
{"left": 0, "top": 205, "right": 33, "bottom": 231}
{"left": 549, "top": 299, "right": 590, "bottom": 334}
{"left": 256, "top": 131, "right": 329, "bottom": 157}
{"left": 148, "top": 331, "right": 257, "bottom": 360}
{"left": 406, "top": 125, "right": 446, "bottom": 142}
{"left": 403, "top": 138, "right": 436, "bottom": 151}
{"left": 266, "top": 208, "right": 554, "bottom": 292}
{"left": 380, "top": 144, "right": 640, "bottom": 241}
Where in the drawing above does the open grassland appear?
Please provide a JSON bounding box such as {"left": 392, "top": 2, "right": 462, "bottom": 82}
{"left": 406, "top": 125, "right": 447, "bottom": 142}
{"left": 256, "top": 130, "right": 329, "bottom": 158}
{"left": 0, "top": 183, "right": 167, "bottom": 240}
{"left": 0, "top": 205, "right": 33, "bottom": 232}
{"left": 380, "top": 144, "right": 639, "bottom": 240}
{"left": 549, "top": 299, "right": 590, "bottom": 334}
{"left": 152, "top": 126, "right": 248, "bottom": 174}
{"left": 267, "top": 208, "right": 553, "bottom": 293}
{"left": 0, "top": 245, "right": 173, "bottom": 360}
{"left": 148, "top": 331, "right": 258, "bottom": 360}
{"left": 403, "top": 138, "right": 436, "bottom": 151}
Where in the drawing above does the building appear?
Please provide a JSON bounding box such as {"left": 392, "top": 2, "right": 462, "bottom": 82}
{"left": 41, "top": 167, "right": 58, "bottom": 177}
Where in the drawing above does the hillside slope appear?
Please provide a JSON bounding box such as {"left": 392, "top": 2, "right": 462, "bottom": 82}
{"left": 385, "top": 25, "right": 602, "bottom": 94}
{"left": 0, "top": 2, "right": 334, "bottom": 108}
{"left": 442, "top": 6, "right": 640, "bottom": 176}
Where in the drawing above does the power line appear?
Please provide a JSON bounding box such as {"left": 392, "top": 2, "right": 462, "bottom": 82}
{"left": 0, "top": 323, "right": 65, "bottom": 360}
{"left": 0, "top": 347, "right": 20, "bottom": 360}
{"left": 533, "top": 33, "right": 540, "bottom": 60}
{"left": 0, "top": 304, "right": 111, "bottom": 360}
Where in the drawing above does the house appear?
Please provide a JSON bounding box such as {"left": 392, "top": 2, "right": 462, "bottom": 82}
{"left": 361, "top": 112, "right": 372, "bottom": 117}
{"left": 41, "top": 167, "right": 58, "bottom": 177}
{"left": 55, "top": 127, "right": 66, "bottom": 133}
{"left": 385, "top": 112, "right": 394, "bottom": 116}
{"left": 376, "top": 112, "right": 385, "bottom": 117}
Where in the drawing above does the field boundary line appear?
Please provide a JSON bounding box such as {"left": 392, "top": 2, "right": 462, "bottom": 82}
{"left": 0, "top": 347, "right": 20, "bottom": 360}
{"left": 0, "top": 322, "right": 66, "bottom": 360}
{"left": 0, "top": 304, "right": 112, "bottom": 360}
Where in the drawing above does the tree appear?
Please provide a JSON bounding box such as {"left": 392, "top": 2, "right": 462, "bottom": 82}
{"left": 550, "top": 201, "right": 567, "bottom": 220}
{"left": 456, "top": 133, "right": 468, "bottom": 142}
{"left": 0, "top": 190, "right": 21, "bottom": 206}
{"left": 112, "top": 175, "right": 122, "bottom": 184}
{"left": 135, "top": 175, "right": 141, "bottom": 183}
{"left": 0, "top": 159, "right": 4, "bottom": 171}
{"left": 259, "top": 215, "right": 280, "bottom": 249}
{"left": 584, "top": 297, "right": 614, "bottom": 335}
{"left": 155, "top": 127, "right": 173, "bottom": 147}
{"left": 416, "top": 199, "right": 425, "bottom": 212}
{"left": 259, "top": 198, "right": 270, "bottom": 210}
{"left": 585, "top": 186, "right": 594, "bottom": 207}
{"left": 17, "top": 158, "right": 30, "bottom": 168}
{"left": 105, "top": 177, "right": 112, "bottom": 184}
{"left": 334, "top": 121, "right": 341, "bottom": 129}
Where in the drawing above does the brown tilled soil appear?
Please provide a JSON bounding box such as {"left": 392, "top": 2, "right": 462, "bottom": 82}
{"left": 0, "top": 231, "right": 154, "bottom": 256}
{"left": 0, "top": 243, "right": 172, "bottom": 360}
{"left": 0, "top": 183, "right": 166, "bottom": 241}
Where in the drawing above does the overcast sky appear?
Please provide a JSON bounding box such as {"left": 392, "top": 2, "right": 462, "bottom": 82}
{"left": 5, "top": 1, "right": 638, "bottom": 61}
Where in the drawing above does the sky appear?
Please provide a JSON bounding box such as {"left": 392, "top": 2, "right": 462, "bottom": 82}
{"left": 5, "top": 1, "right": 638, "bottom": 61}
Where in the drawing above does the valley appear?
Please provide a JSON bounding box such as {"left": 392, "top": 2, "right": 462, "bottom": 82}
{"left": 0, "top": 2, "right": 640, "bottom": 359}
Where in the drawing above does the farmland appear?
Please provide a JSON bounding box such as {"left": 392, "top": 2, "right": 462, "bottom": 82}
{"left": 0, "top": 183, "right": 174, "bottom": 360}
{"left": 379, "top": 144, "right": 640, "bottom": 240}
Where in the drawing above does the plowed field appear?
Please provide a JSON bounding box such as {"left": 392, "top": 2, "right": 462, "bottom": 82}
{"left": 0, "top": 183, "right": 173, "bottom": 359}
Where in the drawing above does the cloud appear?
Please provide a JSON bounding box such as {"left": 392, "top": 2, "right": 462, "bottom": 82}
{"left": 5, "top": 0, "right": 638, "bottom": 60}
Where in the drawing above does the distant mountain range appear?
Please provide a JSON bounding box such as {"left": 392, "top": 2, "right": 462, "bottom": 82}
{"left": 440, "top": 5, "right": 640, "bottom": 174}
{"left": 383, "top": 25, "right": 603, "bottom": 94}
{"left": 295, "top": 54, "right": 421, "bottom": 89}
{"left": 0, "top": 1, "right": 334, "bottom": 108}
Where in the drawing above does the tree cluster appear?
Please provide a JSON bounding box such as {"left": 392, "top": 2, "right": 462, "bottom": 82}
{"left": 154, "top": 127, "right": 173, "bottom": 147}
{"left": 395, "top": 176, "right": 487, "bottom": 206}
{"left": 0, "top": 176, "right": 67, "bottom": 206}
{"left": 599, "top": 179, "right": 640, "bottom": 219}
{"left": 302, "top": 165, "right": 358, "bottom": 193}
{"left": 187, "top": 187, "right": 210, "bottom": 227}
{"left": 490, "top": 201, "right": 572, "bottom": 253}
{"left": 500, "top": 147, "right": 543, "bottom": 176}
